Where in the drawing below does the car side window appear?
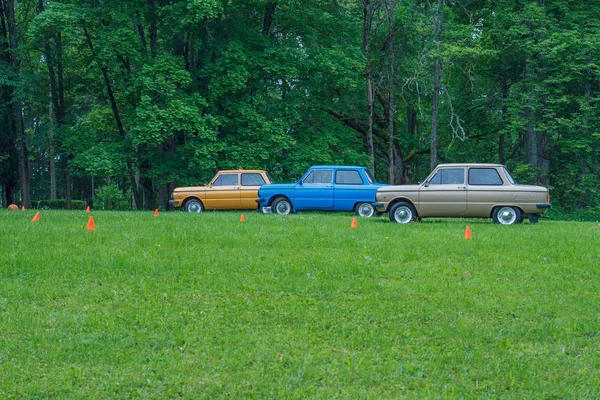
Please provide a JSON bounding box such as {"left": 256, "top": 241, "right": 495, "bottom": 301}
{"left": 212, "top": 174, "right": 239, "bottom": 186}
{"left": 241, "top": 173, "right": 266, "bottom": 186}
{"left": 468, "top": 168, "right": 503, "bottom": 185}
{"left": 336, "top": 170, "right": 363, "bottom": 185}
{"left": 303, "top": 170, "right": 333, "bottom": 184}
{"left": 428, "top": 168, "right": 465, "bottom": 185}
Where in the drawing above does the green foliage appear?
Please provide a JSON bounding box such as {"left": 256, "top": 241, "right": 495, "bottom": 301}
{"left": 93, "top": 182, "right": 132, "bottom": 210}
{"left": 2, "top": 0, "right": 599, "bottom": 215}
{"left": 36, "top": 199, "right": 86, "bottom": 210}
{"left": 546, "top": 206, "right": 600, "bottom": 222}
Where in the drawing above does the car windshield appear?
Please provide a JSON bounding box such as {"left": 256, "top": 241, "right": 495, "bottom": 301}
{"left": 364, "top": 169, "right": 376, "bottom": 184}
{"left": 502, "top": 167, "right": 516, "bottom": 184}
{"left": 266, "top": 172, "right": 274, "bottom": 184}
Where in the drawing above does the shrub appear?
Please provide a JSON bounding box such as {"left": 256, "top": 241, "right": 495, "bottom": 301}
{"left": 36, "top": 199, "right": 87, "bottom": 210}
{"left": 93, "top": 182, "right": 132, "bottom": 210}
{"left": 546, "top": 206, "right": 600, "bottom": 222}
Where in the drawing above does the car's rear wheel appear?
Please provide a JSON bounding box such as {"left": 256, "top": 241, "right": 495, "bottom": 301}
{"left": 184, "top": 199, "right": 204, "bottom": 213}
{"left": 355, "top": 202, "right": 375, "bottom": 218}
{"left": 492, "top": 206, "right": 521, "bottom": 225}
{"left": 389, "top": 202, "right": 417, "bottom": 224}
{"left": 272, "top": 197, "right": 293, "bottom": 215}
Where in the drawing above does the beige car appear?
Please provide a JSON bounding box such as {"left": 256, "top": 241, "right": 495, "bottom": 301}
{"left": 375, "top": 163, "right": 551, "bottom": 224}
{"left": 169, "top": 170, "right": 272, "bottom": 212}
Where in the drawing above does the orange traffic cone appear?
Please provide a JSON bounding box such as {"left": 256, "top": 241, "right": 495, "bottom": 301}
{"left": 87, "top": 216, "right": 95, "bottom": 231}
{"left": 240, "top": 214, "right": 245, "bottom": 222}
{"left": 464, "top": 226, "right": 472, "bottom": 239}
{"left": 21, "top": 205, "right": 25, "bottom": 211}
{"left": 350, "top": 217, "right": 357, "bottom": 228}
{"left": 86, "top": 205, "right": 91, "bottom": 213}
{"left": 154, "top": 208, "right": 159, "bottom": 217}
{"left": 31, "top": 212, "right": 40, "bottom": 222}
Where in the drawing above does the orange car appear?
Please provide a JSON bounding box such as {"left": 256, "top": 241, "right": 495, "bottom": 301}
{"left": 169, "top": 170, "right": 272, "bottom": 212}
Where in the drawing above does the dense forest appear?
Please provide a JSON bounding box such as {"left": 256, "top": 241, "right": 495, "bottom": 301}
{"left": 1, "top": 0, "right": 599, "bottom": 212}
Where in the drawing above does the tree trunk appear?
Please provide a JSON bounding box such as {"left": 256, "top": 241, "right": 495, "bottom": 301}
{"left": 149, "top": 0, "right": 157, "bottom": 60}
{"left": 524, "top": 60, "right": 541, "bottom": 184}
{"left": 83, "top": 25, "right": 142, "bottom": 209}
{"left": 362, "top": 0, "right": 376, "bottom": 173}
{"left": 499, "top": 76, "right": 508, "bottom": 164}
{"left": 6, "top": 0, "right": 31, "bottom": 208}
{"left": 386, "top": 0, "right": 396, "bottom": 184}
{"left": 49, "top": 99, "right": 57, "bottom": 199}
{"left": 430, "top": 0, "right": 443, "bottom": 171}
{"left": 262, "top": 1, "right": 277, "bottom": 36}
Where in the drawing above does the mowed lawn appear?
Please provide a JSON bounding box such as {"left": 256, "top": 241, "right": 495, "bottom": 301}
{"left": 1, "top": 210, "right": 599, "bottom": 399}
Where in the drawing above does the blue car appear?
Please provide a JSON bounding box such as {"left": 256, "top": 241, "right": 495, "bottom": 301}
{"left": 257, "top": 165, "right": 386, "bottom": 217}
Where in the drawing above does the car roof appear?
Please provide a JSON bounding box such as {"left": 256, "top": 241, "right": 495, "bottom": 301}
{"left": 309, "top": 165, "right": 369, "bottom": 169}
{"left": 436, "top": 163, "right": 505, "bottom": 168}
{"left": 218, "top": 170, "right": 266, "bottom": 173}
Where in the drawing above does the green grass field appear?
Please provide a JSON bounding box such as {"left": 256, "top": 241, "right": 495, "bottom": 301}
{"left": 1, "top": 209, "right": 599, "bottom": 399}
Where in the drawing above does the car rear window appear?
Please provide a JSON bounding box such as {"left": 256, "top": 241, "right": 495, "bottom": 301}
{"left": 336, "top": 170, "right": 364, "bottom": 185}
{"left": 468, "top": 168, "right": 503, "bottom": 185}
{"left": 212, "top": 174, "right": 239, "bottom": 186}
{"left": 241, "top": 173, "right": 267, "bottom": 186}
{"left": 303, "top": 170, "right": 333, "bottom": 184}
{"left": 428, "top": 168, "right": 465, "bottom": 184}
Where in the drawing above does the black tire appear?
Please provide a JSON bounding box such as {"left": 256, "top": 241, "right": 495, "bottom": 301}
{"left": 184, "top": 199, "right": 204, "bottom": 213}
{"left": 355, "top": 202, "right": 375, "bottom": 218}
{"left": 272, "top": 197, "right": 293, "bottom": 215}
{"left": 389, "top": 202, "right": 417, "bottom": 224}
{"left": 492, "top": 206, "right": 522, "bottom": 225}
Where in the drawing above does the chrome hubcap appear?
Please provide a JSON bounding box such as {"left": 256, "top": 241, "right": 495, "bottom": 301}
{"left": 394, "top": 207, "right": 412, "bottom": 223}
{"left": 498, "top": 207, "right": 516, "bottom": 224}
{"left": 187, "top": 202, "right": 202, "bottom": 212}
{"left": 358, "top": 204, "right": 374, "bottom": 217}
{"left": 276, "top": 202, "right": 291, "bottom": 215}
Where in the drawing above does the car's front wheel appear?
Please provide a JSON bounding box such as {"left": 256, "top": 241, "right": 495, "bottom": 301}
{"left": 389, "top": 202, "right": 417, "bottom": 224}
{"left": 355, "top": 202, "right": 375, "bottom": 218}
{"left": 492, "top": 206, "right": 521, "bottom": 225}
{"left": 184, "top": 199, "right": 204, "bottom": 213}
{"left": 272, "top": 197, "right": 293, "bottom": 215}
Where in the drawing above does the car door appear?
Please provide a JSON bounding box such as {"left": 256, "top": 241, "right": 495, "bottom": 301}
{"left": 333, "top": 169, "right": 369, "bottom": 211}
{"left": 240, "top": 173, "right": 267, "bottom": 209}
{"left": 466, "top": 167, "right": 506, "bottom": 216}
{"left": 204, "top": 173, "right": 241, "bottom": 210}
{"left": 417, "top": 167, "right": 467, "bottom": 216}
{"left": 294, "top": 169, "right": 334, "bottom": 210}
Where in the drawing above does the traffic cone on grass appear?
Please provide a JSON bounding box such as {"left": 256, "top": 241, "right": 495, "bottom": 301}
{"left": 154, "top": 208, "right": 159, "bottom": 217}
{"left": 87, "top": 216, "right": 95, "bottom": 231}
{"left": 240, "top": 214, "right": 245, "bottom": 222}
{"left": 21, "top": 205, "right": 25, "bottom": 211}
{"left": 350, "top": 217, "right": 357, "bottom": 228}
{"left": 464, "top": 226, "right": 472, "bottom": 239}
{"left": 31, "top": 212, "right": 40, "bottom": 222}
{"left": 86, "top": 205, "right": 91, "bottom": 213}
